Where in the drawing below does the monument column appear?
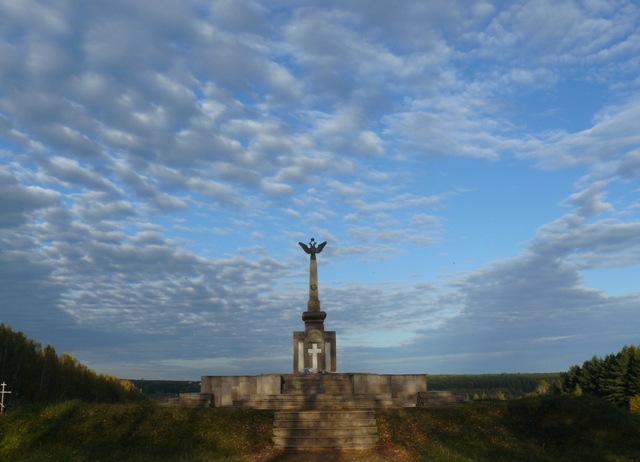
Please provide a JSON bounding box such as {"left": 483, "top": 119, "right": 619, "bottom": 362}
{"left": 301, "top": 239, "right": 326, "bottom": 333}
{"left": 308, "top": 248, "right": 319, "bottom": 309}
{"left": 293, "top": 238, "right": 336, "bottom": 372}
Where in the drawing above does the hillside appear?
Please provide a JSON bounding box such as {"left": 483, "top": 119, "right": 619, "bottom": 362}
{"left": 1, "top": 395, "right": 639, "bottom": 461}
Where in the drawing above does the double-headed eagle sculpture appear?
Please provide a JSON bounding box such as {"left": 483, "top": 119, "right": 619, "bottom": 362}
{"left": 298, "top": 238, "right": 327, "bottom": 260}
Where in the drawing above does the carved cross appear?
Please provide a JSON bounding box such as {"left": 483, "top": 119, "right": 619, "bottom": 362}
{"left": 308, "top": 343, "right": 322, "bottom": 370}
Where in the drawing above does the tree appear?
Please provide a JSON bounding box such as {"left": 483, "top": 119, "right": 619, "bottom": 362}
{"left": 625, "top": 346, "right": 640, "bottom": 399}
{"left": 580, "top": 356, "right": 604, "bottom": 395}
{"left": 0, "top": 324, "right": 143, "bottom": 405}
{"left": 536, "top": 379, "right": 550, "bottom": 395}
{"left": 602, "top": 352, "right": 626, "bottom": 405}
{"left": 561, "top": 345, "right": 640, "bottom": 408}
{"left": 37, "top": 344, "right": 58, "bottom": 401}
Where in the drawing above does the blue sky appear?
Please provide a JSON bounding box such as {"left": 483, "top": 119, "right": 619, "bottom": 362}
{"left": 1, "top": 0, "right": 639, "bottom": 380}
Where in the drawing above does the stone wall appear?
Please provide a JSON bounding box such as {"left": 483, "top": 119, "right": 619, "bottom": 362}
{"left": 201, "top": 374, "right": 282, "bottom": 407}
{"left": 201, "top": 373, "right": 426, "bottom": 408}
{"left": 352, "top": 373, "right": 427, "bottom": 406}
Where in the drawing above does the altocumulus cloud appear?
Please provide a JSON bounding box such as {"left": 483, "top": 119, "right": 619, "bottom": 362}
{"left": 1, "top": 0, "right": 640, "bottom": 379}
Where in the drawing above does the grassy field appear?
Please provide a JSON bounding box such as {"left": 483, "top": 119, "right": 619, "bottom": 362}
{"left": 1, "top": 395, "right": 639, "bottom": 461}
{"left": 377, "top": 395, "right": 640, "bottom": 461}
{"left": 0, "top": 400, "right": 274, "bottom": 461}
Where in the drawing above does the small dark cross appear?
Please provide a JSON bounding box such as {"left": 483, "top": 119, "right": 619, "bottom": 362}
{"left": 0, "top": 382, "right": 11, "bottom": 413}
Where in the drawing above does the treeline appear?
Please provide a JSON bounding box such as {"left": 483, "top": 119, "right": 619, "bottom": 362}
{"left": 428, "top": 373, "right": 561, "bottom": 399}
{"left": 0, "top": 324, "right": 143, "bottom": 407}
{"left": 561, "top": 345, "right": 640, "bottom": 410}
{"left": 130, "top": 380, "right": 201, "bottom": 397}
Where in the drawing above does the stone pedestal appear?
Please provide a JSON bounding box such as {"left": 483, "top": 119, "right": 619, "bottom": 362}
{"left": 293, "top": 330, "right": 336, "bottom": 372}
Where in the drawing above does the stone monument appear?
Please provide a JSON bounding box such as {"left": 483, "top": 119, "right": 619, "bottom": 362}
{"left": 293, "top": 238, "right": 337, "bottom": 372}
{"left": 192, "top": 236, "right": 428, "bottom": 450}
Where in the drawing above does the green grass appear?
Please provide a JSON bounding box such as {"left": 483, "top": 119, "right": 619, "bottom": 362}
{"left": 0, "top": 400, "right": 274, "bottom": 461}
{"left": 1, "top": 395, "right": 639, "bottom": 461}
{"left": 377, "top": 395, "right": 640, "bottom": 461}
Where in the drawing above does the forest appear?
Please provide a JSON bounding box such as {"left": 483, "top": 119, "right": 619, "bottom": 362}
{"left": 0, "top": 324, "right": 142, "bottom": 408}
{"left": 427, "top": 372, "right": 560, "bottom": 400}
{"left": 561, "top": 344, "right": 640, "bottom": 410}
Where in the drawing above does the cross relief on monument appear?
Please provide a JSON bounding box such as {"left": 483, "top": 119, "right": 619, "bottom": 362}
{"left": 308, "top": 343, "right": 322, "bottom": 370}
{"left": 293, "top": 238, "right": 336, "bottom": 373}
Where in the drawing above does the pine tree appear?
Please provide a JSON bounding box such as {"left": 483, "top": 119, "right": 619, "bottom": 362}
{"left": 625, "top": 346, "right": 640, "bottom": 399}
{"left": 561, "top": 365, "right": 581, "bottom": 393}
{"left": 602, "top": 352, "right": 626, "bottom": 405}
{"left": 562, "top": 345, "right": 640, "bottom": 408}
{"left": 580, "top": 356, "right": 604, "bottom": 395}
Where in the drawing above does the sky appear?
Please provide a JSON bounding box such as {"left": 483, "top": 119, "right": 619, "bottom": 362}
{"left": 1, "top": 0, "right": 639, "bottom": 380}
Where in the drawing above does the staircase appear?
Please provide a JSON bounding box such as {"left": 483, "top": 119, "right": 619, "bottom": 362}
{"left": 273, "top": 409, "right": 378, "bottom": 449}
{"left": 233, "top": 374, "right": 392, "bottom": 449}
{"left": 275, "top": 375, "right": 380, "bottom": 449}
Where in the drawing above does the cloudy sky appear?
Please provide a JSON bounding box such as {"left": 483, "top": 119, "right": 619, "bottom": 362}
{"left": 1, "top": 0, "right": 639, "bottom": 380}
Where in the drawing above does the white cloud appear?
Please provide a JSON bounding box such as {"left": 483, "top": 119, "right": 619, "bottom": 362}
{"left": 1, "top": 0, "right": 639, "bottom": 378}
{"left": 563, "top": 181, "right": 614, "bottom": 217}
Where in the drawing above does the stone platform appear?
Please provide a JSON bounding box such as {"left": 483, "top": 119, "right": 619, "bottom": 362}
{"left": 200, "top": 373, "right": 426, "bottom": 409}
{"left": 195, "top": 373, "right": 426, "bottom": 449}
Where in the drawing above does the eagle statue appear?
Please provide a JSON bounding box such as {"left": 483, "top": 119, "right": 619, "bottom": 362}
{"left": 298, "top": 238, "right": 327, "bottom": 259}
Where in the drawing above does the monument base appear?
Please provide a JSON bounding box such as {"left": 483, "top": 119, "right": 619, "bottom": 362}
{"left": 194, "top": 373, "right": 427, "bottom": 450}
{"left": 200, "top": 373, "right": 426, "bottom": 408}
{"left": 293, "top": 330, "right": 336, "bottom": 372}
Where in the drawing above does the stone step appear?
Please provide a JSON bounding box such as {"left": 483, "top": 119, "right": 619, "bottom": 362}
{"left": 273, "top": 426, "right": 377, "bottom": 438}
{"left": 233, "top": 394, "right": 400, "bottom": 410}
{"left": 274, "top": 409, "right": 376, "bottom": 426}
{"left": 275, "top": 409, "right": 375, "bottom": 420}
{"left": 281, "top": 375, "right": 354, "bottom": 394}
{"left": 272, "top": 435, "right": 379, "bottom": 449}
{"left": 283, "top": 384, "right": 354, "bottom": 394}
{"left": 274, "top": 418, "right": 375, "bottom": 429}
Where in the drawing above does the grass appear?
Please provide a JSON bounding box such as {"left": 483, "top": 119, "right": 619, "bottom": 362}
{"left": 1, "top": 395, "right": 639, "bottom": 461}
{"left": 0, "top": 400, "right": 274, "bottom": 461}
{"left": 377, "top": 395, "right": 640, "bottom": 462}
